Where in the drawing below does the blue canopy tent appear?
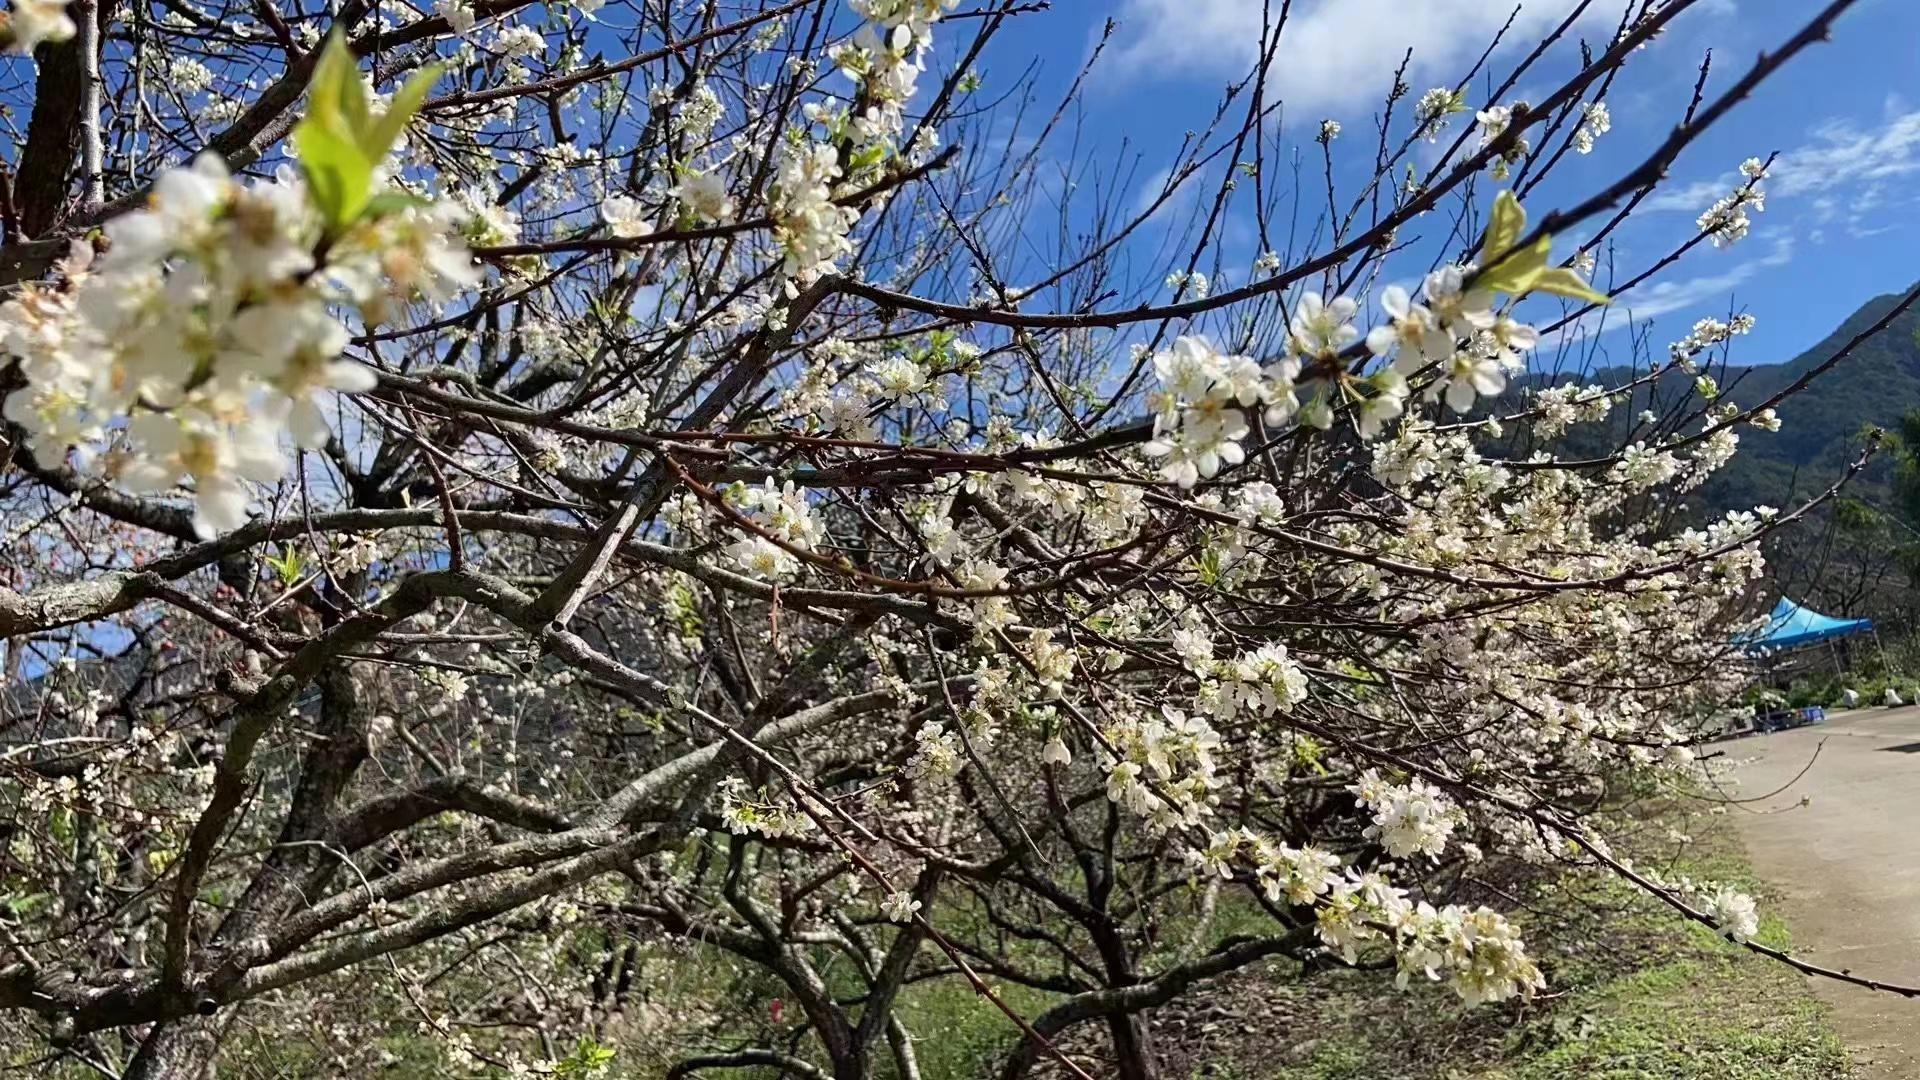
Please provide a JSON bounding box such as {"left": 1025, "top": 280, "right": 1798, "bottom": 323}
{"left": 1731, "top": 598, "right": 1878, "bottom": 732}
{"left": 1740, "top": 597, "right": 1873, "bottom": 654}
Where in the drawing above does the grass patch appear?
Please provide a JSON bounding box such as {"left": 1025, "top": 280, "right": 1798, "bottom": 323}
{"left": 1489, "top": 945, "right": 1842, "bottom": 1080}
{"left": 892, "top": 976, "right": 1053, "bottom": 1078}
{"left": 145, "top": 803, "right": 1834, "bottom": 1079}
{"left": 784, "top": 803, "right": 1850, "bottom": 1080}
{"left": 1242, "top": 809, "right": 1849, "bottom": 1080}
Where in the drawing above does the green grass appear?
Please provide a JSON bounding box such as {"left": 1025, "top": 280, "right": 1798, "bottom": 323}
{"left": 891, "top": 976, "right": 1053, "bottom": 1078}
{"left": 88, "top": 801, "right": 1832, "bottom": 1079}
{"left": 1489, "top": 945, "right": 1843, "bottom": 1079}
{"left": 1256, "top": 809, "right": 1849, "bottom": 1080}
{"left": 1481, "top": 847, "right": 1844, "bottom": 1080}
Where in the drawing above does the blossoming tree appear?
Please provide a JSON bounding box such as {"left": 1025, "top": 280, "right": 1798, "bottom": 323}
{"left": 0, "top": 0, "right": 1903, "bottom": 1076}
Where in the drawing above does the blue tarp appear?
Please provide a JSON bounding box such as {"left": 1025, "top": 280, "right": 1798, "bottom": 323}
{"left": 1741, "top": 597, "right": 1874, "bottom": 653}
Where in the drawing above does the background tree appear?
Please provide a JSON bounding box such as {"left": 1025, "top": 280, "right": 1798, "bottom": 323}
{"left": 0, "top": 1, "right": 1904, "bottom": 1078}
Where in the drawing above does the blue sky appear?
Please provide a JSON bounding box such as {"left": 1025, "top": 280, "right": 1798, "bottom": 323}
{"left": 973, "top": 0, "right": 1917, "bottom": 372}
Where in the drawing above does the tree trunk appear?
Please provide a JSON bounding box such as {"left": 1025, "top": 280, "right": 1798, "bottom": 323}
{"left": 14, "top": 0, "right": 104, "bottom": 236}
{"left": 1105, "top": 1011, "right": 1156, "bottom": 1080}
{"left": 124, "top": 1018, "right": 220, "bottom": 1080}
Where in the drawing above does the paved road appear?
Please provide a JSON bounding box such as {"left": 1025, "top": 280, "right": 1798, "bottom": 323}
{"left": 1729, "top": 706, "right": 1920, "bottom": 1078}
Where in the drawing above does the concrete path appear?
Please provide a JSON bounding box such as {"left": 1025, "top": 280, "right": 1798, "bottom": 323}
{"left": 1728, "top": 706, "right": 1920, "bottom": 1078}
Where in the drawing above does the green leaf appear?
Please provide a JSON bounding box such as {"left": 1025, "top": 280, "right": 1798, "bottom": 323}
{"left": 1478, "top": 189, "right": 1528, "bottom": 264}
{"left": 848, "top": 141, "right": 889, "bottom": 174}
{"left": 1299, "top": 393, "right": 1334, "bottom": 430}
{"left": 1531, "top": 266, "right": 1610, "bottom": 306}
{"left": 295, "top": 35, "right": 377, "bottom": 231}
{"left": 362, "top": 62, "right": 443, "bottom": 163}
{"left": 3, "top": 892, "right": 51, "bottom": 917}
{"left": 361, "top": 190, "right": 430, "bottom": 221}
{"left": 264, "top": 544, "right": 305, "bottom": 587}
{"left": 555, "top": 1037, "right": 617, "bottom": 1077}
{"left": 308, "top": 32, "right": 370, "bottom": 139}
{"left": 293, "top": 34, "right": 443, "bottom": 235}
{"left": 1290, "top": 734, "right": 1329, "bottom": 776}
{"left": 295, "top": 119, "right": 374, "bottom": 233}
{"left": 1475, "top": 230, "right": 1552, "bottom": 297}
{"left": 1194, "top": 545, "right": 1223, "bottom": 587}
{"left": 1476, "top": 190, "right": 1608, "bottom": 305}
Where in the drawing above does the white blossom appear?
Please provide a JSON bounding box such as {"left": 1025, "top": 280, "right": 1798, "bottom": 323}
{"left": 5, "top": 0, "right": 73, "bottom": 52}
{"left": 600, "top": 195, "right": 654, "bottom": 239}
{"left": 668, "top": 169, "right": 736, "bottom": 223}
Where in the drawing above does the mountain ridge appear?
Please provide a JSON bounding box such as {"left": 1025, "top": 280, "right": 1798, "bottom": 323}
{"left": 1513, "top": 284, "right": 1920, "bottom": 515}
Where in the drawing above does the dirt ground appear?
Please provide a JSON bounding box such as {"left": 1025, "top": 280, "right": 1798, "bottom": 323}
{"left": 1728, "top": 706, "right": 1920, "bottom": 1078}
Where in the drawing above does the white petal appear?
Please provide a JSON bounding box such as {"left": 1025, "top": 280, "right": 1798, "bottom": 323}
{"left": 100, "top": 213, "right": 170, "bottom": 268}
{"left": 326, "top": 360, "right": 378, "bottom": 393}
{"left": 229, "top": 426, "right": 287, "bottom": 483}
{"left": 289, "top": 397, "right": 333, "bottom": 450}
{"left": 193, "top": 476, "right": 249, "bottom": 537}
{"left": 1366, "top": 325, "right": 1396, "bottom": 356}
{"left": 118, "top": 460, "right": 178, "bottom": 494}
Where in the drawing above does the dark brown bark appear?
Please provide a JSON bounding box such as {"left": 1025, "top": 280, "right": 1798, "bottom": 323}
{"left": 123, "top": 1019, "right": 221, "bottom": 1080}
{"left": 13, "top": 0, "right": 104, "bottom": 236}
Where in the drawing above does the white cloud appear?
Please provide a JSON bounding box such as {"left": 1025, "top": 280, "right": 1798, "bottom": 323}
{"left": 1641, "top": 177, "right": 1727, "bottom": 214}
{"left": 1612, "top": 232, "right": 1793, "bottom": 320}
{"left": 1774, "top": 111, "right": 1920, "bottom": 197}
{"left": 1134, "top": 165, "right": 1181, "bottom": 216}
{"left": 1647, "top": 109, "right": 1920, "bottom": 215}
{"left": 1111, "top": 0, "right": 1616, "bottom": 114}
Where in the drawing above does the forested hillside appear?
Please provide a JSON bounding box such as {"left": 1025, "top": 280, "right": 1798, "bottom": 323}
{"left": 1508, "top": 285, "right": 1920, "bottom": 516}
{"left": 1698, "top": 287, "right": 1920, "bottom": 513}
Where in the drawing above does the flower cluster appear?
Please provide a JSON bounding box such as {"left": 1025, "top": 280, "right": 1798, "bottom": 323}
{"left": 1642, "top": 868, "right": 1764, "bottom": 944}
{"left": 880, "top": 890, "right": 922, "bottom": 923}
{"left": 1529, "top": 383, "right": 1615, "bottom": 439}
{"left": 1191, "top": 828, "right": 1341, "bottom": 905}
{"left": 1215, "top": 643, "right": 1310, "bottom": 717}
{"left": 601, "top": 193, "right": 654, "bottom": 238}
{"left": 1669, "top": 313, "right": 1756, "bottom": 371}
{"left": 1352, "top": 266, "right": 1525, "bottom": 431}
{"left": 1193, "top": 828, "right": 1543, "bottom": 1007}
{"left": 1414, "top": 86, "right": 1468, "bottom": 142}
{"left": 0, "top": 40, "right": 476, "bottom": 537}
{"left": 717, "top": 777, "right": 813, "bottom": 839}
{"left": 434, "top": 0, "right": 475, "bottom": 34}
{"left": 1697, "top": 157, "right": 1769, "bottom": 248}
{"left": 659, "top": 77, "right": 726, "bottom": 140}
{"left": 1701, "top": 884, "right": 1761, "bottom": 942}
{"left": 1572, "top": 101, "right": 1611, "bottom": 154}
{"left": 771, "top": 141, "right": 859, "bottom": 290}
{"left": 1141, "top": 335, "right": 1298, "bottom": 488}
{"left": 1350, "top": 769, "right": 1464, "bottom": 859}
{"left": 909, "top": 721, "right": 963, "bottom": 779}
{"left": 1165, "top": 269, "right": 1209, "bottom": 299}
{"left": 667, "top": 169, "right": 735, "bottom": 224}
{"left": 1392, "top": 902, "right": 1547, "bottom": 1005}
{"left": 1475, "top": 104, "right": 1529, "bottom": 178}
{"left": 1021, "top": 628, "right": 1078, "bottom": 699}
{"left": 830, "top": 0, "right": 958, "bottom": 154}
{"left": 1102, "top": 704, "right": 1222, "bottom": 829}
{"left": 1, "top": 155, "right": 475, "bottom": 536}
{"left": 3, "top": 0, "right": 73, "bottom": 53}
{"left": 723, "top": 479, "right": 827, "bottom": 581}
